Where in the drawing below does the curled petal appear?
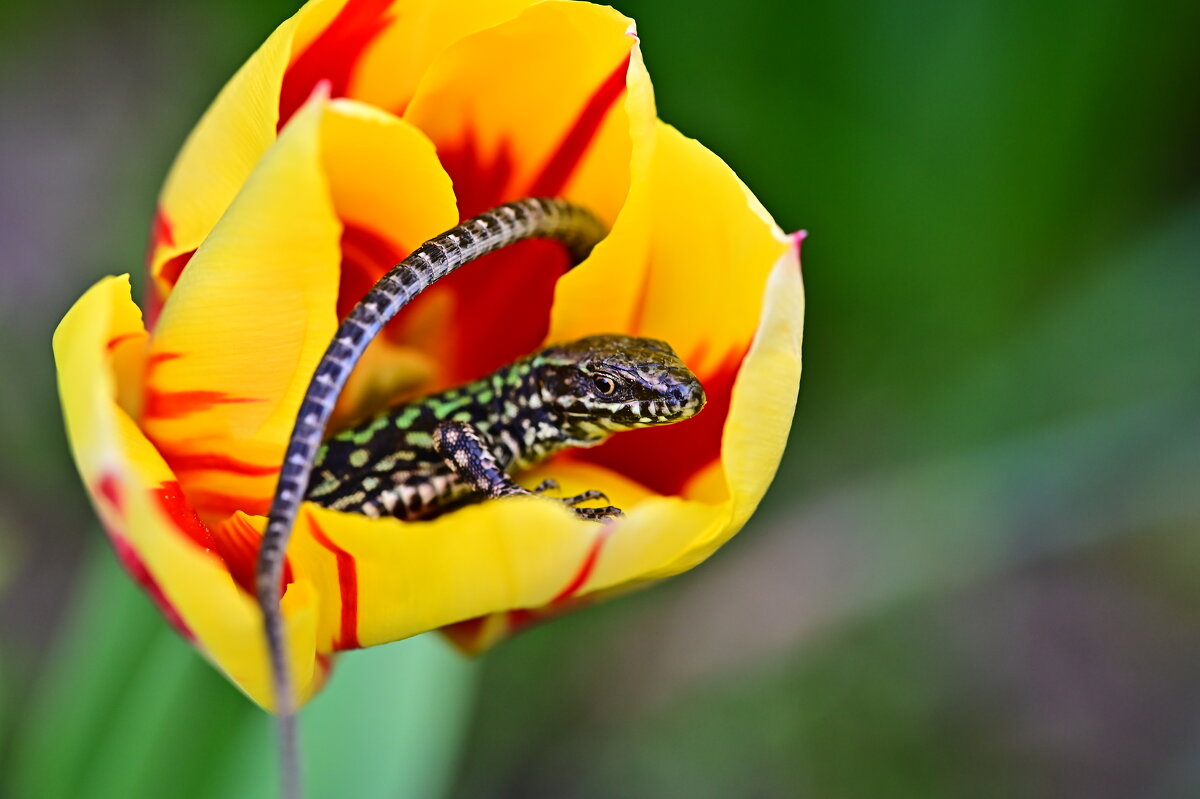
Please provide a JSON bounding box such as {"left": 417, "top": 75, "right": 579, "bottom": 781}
{"left": 398, "top": 1, "right": 652, "bottom": 383}
{"left": 148, "top": 8, "right": 304, "bottom": 293}
{"left": 55, "top": 276, "right": 325, "bottom": 710}
{"left": 551, "top": 122, "right": 797, "bottom": 502}
{"left": 143, "top": 94, "right": 342, "bottom": 523}
{"left": 350, "top": 0, "right": 541, "bottom": 113}
{"left": 319, "top": 97, "right": 461, "bottom": 421}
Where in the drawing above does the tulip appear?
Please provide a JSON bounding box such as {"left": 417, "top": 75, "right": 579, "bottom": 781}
{"left": 54, "top": 0, "right": 803, "bottom": 710}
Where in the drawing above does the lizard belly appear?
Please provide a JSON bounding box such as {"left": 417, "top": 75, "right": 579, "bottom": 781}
{"left": 308, "top": 456, "right": 474, "bottom": 519}
{"left": 373, "top": 468, "right": 474, "bottom": 520}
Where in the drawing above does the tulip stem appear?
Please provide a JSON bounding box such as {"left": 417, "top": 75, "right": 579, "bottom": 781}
{"left": 279, "top": 711, "right": 301, "bottom": 799}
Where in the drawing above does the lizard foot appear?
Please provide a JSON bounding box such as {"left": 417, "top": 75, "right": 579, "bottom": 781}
{"left": 568, "top": 504, "right": 624, "bottom": 522}
{"left": 529, "top": 480, "right": 620, "bottom": 521}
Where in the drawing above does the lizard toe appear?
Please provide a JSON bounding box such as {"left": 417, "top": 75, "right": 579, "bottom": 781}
{"left": 560, "top": 489, "right": 610, "bottom": 507}
{"left": 571, "top": 505, "right": 623, "bottom": 522}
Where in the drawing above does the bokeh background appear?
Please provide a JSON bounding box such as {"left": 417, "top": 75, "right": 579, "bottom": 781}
{"left": 2, "top": 0, "right": 1199, "bottom": 796}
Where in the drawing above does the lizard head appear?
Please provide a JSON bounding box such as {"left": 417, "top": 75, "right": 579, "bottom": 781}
{"left": 536, "top": 334, "right": 706, "bottom": 443}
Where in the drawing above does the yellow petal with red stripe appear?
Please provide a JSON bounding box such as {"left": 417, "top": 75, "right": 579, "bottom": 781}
{"left": 271, "top": 457, "right": 723, "bottom": 655}
{"left": 439, "top": 122, "right": 803, "bottom": 651}
{"left": 296, "top": 480, "right": 717, "bottom": 652}
{"left": 404, "top": 1, "right": 642, "bottom": 220}
{"left": 143, "top": 94, "right": 341, "bottom": 523}
{"left": 393, "top": 1, "right": 652, "bottom": 385}
{"left": 550, "top": 121, "right": 789, "bottom": 379}
{"left": 54, "top": 275, "right": 323, "bottom": 710}
{"left": 349, "top": 0, "right": 539, "bottom": 114}
{"left": 548, "top": 122, "right": 796, "bottom": 504}
{"left": 318, "top": 97, "right": 460, "bottom": 425}
{"left": 150, "top": 0, "right": 545, "bottom": 297}
{"left": 148, "top": 1, "right": 326, "bottom": 294}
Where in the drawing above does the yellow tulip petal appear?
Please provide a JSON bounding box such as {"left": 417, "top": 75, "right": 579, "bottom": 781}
{"left": 149, "top": 7, "right": 301, "bottom": 298}
{"left": 433, "top": 463, "right": 725, "bottom": 652}
{"left": 283, "top": 460, "right": 722, "bottom": 652}
{"left": 387, "top": 1, "right": 648, "bottom": 385}
{"left": 148, "top": 0, "right": 393, "bottom": 307}
{"left": 719, "top": 243, "right": 804, "bottom": 524}
{"left": 550, "top": 122, "right": 793, "bottom": 506}
{"left": 143, "top": 94, "right": 341, "bottom": 523}
{"left": 277, "top": 0, "right": 394, "bottom": 129}
{"left": 318, "top": 97, "right": 459, "bottom": 423}
{"left": 219, "top": 456, "right": 724, "bottom": 656}
{"left": 662, "top": 243, "right": 804, "bottom": 575}
{"left": 551, "top": 121, "right": 788, "bottom": 370}
{"left": 520, "top": 461, "right": 727, "bottom": 587}
{"left": 405, "top": 0, "right": 638, "bottom": 218}
{"left": 349, "top": 0, "right": 539, "bottom": 114}
{"left": 54, "top": 276, "right": 323, "bottom": 710}
{"left": 321, "top": 98, "right": 456, "bottom": 239}
{"left": 438, "top": 240, "right": 802, "bottom": 646}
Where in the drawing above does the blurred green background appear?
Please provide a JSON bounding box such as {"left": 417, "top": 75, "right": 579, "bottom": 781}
{"left": 2, "top": 0, "right": 1199, "bottom": 796}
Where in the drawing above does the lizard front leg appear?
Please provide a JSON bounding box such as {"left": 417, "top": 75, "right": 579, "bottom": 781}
{"left": 432, "top": 421, "right": 622, "bottom": 521}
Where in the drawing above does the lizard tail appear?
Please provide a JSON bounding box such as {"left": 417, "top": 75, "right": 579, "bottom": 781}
{"left": 254, "top": 197, "right": 607, "bottom": 797}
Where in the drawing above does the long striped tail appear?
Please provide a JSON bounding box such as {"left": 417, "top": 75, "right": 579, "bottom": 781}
{"left": 254, "top": 197, "right": 606, "bottom": 798}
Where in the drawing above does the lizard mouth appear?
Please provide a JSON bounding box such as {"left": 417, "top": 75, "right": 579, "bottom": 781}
{"left": 608, "top": 377, "right": 706, "bottom": 428}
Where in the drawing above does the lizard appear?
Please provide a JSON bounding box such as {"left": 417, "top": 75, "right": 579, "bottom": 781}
{"left": 252, "top": 197, "right": 703, "bottom": 797}
{"left": 305, "top": 333, "right": 705, "bottom": 522}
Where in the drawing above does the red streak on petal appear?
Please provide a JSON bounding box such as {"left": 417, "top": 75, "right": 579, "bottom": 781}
{"left": 143, "top": 207, "right": 184, "bottom": 329}
{"left": 105, "top": 332, "right": 141, "bottom": 352}
{"left": 414, "top": 55, "right": 629, "bottom": 384}
{"left": 95, "top": 472, "right": 124, "bottom": 515}
{"left": 528, "top": 53, "right": 630, "bottom": 197}
{"left": 434, "top": 239, "right": 570, "bottom": 383}
{"left": 448, "top": 530, "right": 612, "bottom": 646}
{"left": 109, "top": 532, "right": 196, "bottom": 642}
{"left": 551, "top": 527, "right": 611, "bottom": 604}
{"left": 307, "top": 515, "right": 360, "bottom": 650}
{"left": 278, "top": 0, "right": 394, "bottom": 130}
{"left": 312, "top": 652, "right": 335, "bottom": 691}
{"left": 406, "top": 125, "right": 565, "bottom": 381}
{"left": 211, "top": 513, "right": 294, "bottom": 596}
{"left": 383, "top": 125, "right": 568, "bottom": 381}
{"left": 147, "top": 351, "right": 182, "bottom": 366}
{"left": 185, "top": 489, "right": 272, "bottom": 519}
{"left": 158, "top": 248, "right": 197, "bottom": 291}
{"left": 339, "top": 217, "right": 561, "bottom": 384}
{"left": 574, "top": 347, "right": 747, "bottom": 496}
{"left": 168, "top": 451, "right": 280, "bottom": 478}
{"left": 146, "top": 206, "right": 174, "bottom": 265}
{"left": 438, "top": 129, "right": 517, "bottom": 221}
{"left": 142, "top": 389, "right": 260, "bottom": 422}
{"left": 151, "top": 480, "right": 219, "bottom": 551}
{"left": 142, "top": 354, "right": 260, "bottom": 421}
{"left": 337, "top": 222, "right": 406, "bottom": 322}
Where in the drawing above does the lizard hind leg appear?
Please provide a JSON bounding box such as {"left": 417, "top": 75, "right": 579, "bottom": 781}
{"left": 432, "top": 421, "right": 622, "bottom": 521}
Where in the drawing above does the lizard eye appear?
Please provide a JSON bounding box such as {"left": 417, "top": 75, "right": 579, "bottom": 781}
{"left": 592, "top": 374, "right": 616, "bottom": 396}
